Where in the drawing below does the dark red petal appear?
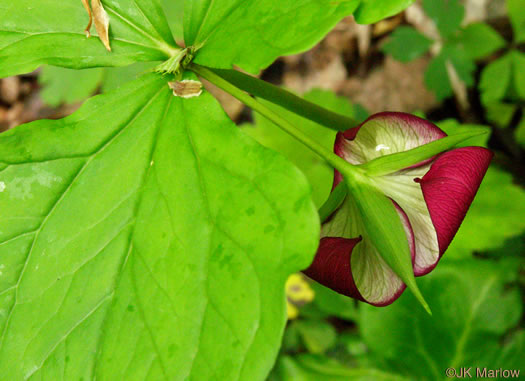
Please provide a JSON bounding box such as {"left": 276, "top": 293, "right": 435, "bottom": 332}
{"left": 418, "top": 147, "right": 493, "bottom": 257}
{"left": 303, "top": 237, "right": 365, "bottom": 302}
{"left": 304, "top": 201, "right": 413, "bottom": 306}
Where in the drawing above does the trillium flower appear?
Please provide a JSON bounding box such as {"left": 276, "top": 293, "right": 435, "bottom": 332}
{"left": 304, "top": 112, "right": 492, "bottom": 307}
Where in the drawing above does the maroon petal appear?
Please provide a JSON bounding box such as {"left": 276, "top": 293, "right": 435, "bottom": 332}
{"left": 417, "top": 147, "right": 493, "bottom": 257}
{"left": 305, "top": 200, "right": 414, "bottom": 306}
{"left": 304, "top": 237, "right": 365, "bottom": 302}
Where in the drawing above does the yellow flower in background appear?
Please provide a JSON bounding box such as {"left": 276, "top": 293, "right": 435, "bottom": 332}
{"left": 285, "top": 274, "right": 315, "bottom": 319}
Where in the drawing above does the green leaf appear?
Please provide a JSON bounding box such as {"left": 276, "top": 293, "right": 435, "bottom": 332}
{"left": 0, "top": 0, "right": 178, "bottom": 78}
{"left": 39, "top": 66, "right": 105, "bottom": 107}
{"left": 480, "top": 53, "right": 512, "bottom": 104}
{"left": 0, "top": 74, "right": 319, "bottom": 379}
{"left": 423, "top": 0, "right": 465, "bottom": 39}
{"left": 445, "top": 167, "right": 525, "bottom": 258}
{"left": 360, "top": 259, "right": 523, "bottom": 380}
{"left": 295, "top": 319, "right": 337, "bottom": 354}
{"left": 507, "top": 0, "right": 525, "bottom": 42}
{"left": 101, "top": 62, "right": 158, "bottom": 92}
{"left": 511, "top": 50, "right": 525, "bottom": 99}
{"left": 243, "top": 89, "right": 362, "bottom": 207}
{"left": 275, "top": 354, "right": 408, "bottom": 381}
{"left": 436, "top": 119, "right": 491, "bottom": 146}
{"left": 185, "top": 0, "right": 360, "bottom": 73}
{"left": 424, "top": 54, "right": 452, "bottom": 100}
{"left": 310, "top": 282, "right": 358, "bottom": 321}
{"left": 161, "top": 0, "right": 184, "bottom": 42}
{"left": 424, "top": 45, "right": 475, "bottom": 100}
{"left": 455, "top": 23, "right": 505, "bottom": 60}
{"left": 38, "top": 62, "right": 158, "bottom": 107}
{"left": 354, "top": 0, "right": 416, "bottom": 24}
{"left": 381, "top": 26, "right": 433, "bottom": 63}
{"left": 515, "top": 114, "right": 525, "bottom": 148}
{"left": 484, "top": 102, "right": 517, "bottom": 127}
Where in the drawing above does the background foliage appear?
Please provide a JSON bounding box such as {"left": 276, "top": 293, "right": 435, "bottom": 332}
{"left": 0, "top": 0, "right": 523, "bottom": 380}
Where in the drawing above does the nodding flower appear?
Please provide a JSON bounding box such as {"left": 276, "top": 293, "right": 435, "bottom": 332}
{"left": 304, "top": 112, "right": 492, "bottom": 306}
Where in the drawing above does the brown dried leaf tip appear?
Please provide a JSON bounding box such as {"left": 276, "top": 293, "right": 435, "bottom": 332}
{"left": 169, "top": 80, "right": 203, "bottom": 98}
{"left": 82, "top": 0, "right": 111, "bottom": 51}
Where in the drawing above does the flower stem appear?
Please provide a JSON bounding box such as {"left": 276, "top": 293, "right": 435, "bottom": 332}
{"left": 205, "top": 67, "right": 358, "bottom": 131}
{"left": 190, "top": 64, "right": 357, "bottom": 174}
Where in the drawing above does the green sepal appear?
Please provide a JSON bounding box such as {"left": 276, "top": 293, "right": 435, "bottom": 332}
{"left": 344, "top": 171, "right": 431, "bottom": 314}
{"left": 318, "top": 183, "right": 348, "bottom": 222}
{"left": 361, "top": 130, "right": 488, "bottom": 176}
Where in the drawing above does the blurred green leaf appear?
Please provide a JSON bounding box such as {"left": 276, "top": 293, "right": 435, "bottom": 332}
{"left": 511, "top": 50, "right": 525, "bottom": 99}
{"left": 354, "top": 0, "right": 416, "bottom": 24}
{"left": 493, "top": 330, "right": 525, "bottom": 369}
{"left": 507, "top": 0, "right": 525, "bottom": 43}
{"left": 436, "top": 119, "right": 491, "bottom": 146}
{"left": 360, "top": 259, "right": 523, "bottom": 380}
{"left": 296, "top": 319, "right": 337, "bottom": 354}
{"left": 444, "top": 167, "right": 525, "bottom": 258}
{"left": 480, "top": 53, "right": 512, "bottom": 104}
{"left": 455, "top": 23, "right": 505, "bottom": 60}
{"left": 339, "top": 333, "right": 368, "bottom": 357}
{"left": 243, "top": 89, "right": 365, "bottom": 207}
{"left": 382, "top": 26, "right": 433, "bottom": 63}
{"left": 487, "top": 235, "right": 525, "bottom": 258}
{"left": 38, "top": 66, "right": 104, "bottom": 107}
{"left": 423, "top": 0, "right": 464, "bottom": 39}
{"left": 276, "top": 354, "right": 408, "bottom": 381}
{"left": 484, "top": 102, "right": 517, "bottom": 128}
{"left": 515, "top": 114, "right": 525, "bottom": 148}
{"left": 282, "top": 321, "right": 302, "bottom": 353}
{"left": 310, "top": 282, "right": 358, "bottom": 321}
{"left": 424, "top": 45, "right": 475, "bottom": 100}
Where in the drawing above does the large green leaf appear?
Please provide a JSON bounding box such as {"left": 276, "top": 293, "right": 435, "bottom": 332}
{"left": 354, "top": 0, "right": 416, "bottom": 24}
{"left": 360, "top": 259, "right": 523, "bottom": 380}
{"left": 0, "top": 74, "right": 319, "bottom": 380}
{"left": 0, "top": 0, "right": 178, "bottom": 78}
{"left": 185, "top": 0, "right": 360, "bottom": 73}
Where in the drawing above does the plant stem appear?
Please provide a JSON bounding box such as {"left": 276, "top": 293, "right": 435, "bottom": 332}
{"left": 190, "top": 64, "right": 357, "bottom": 174}
{"left": 207, "top": 67, "right": 358, "bottom": 131}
